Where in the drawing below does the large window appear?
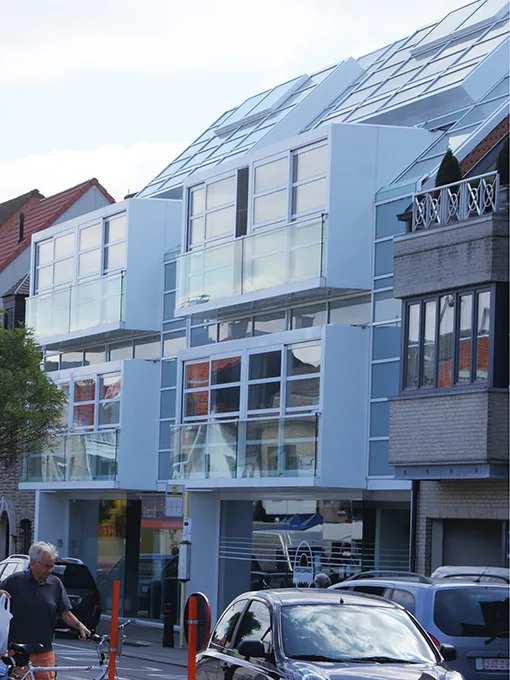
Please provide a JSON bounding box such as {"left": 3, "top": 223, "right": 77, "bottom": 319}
{"left": 57, "top": 372, "right": 121, "bottom": 431}
{"left": 403, "top": 287, "right": 492, "bottom": 390}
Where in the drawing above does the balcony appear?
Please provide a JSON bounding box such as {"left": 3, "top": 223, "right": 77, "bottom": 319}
{"left": 22, "top": 430, "right": 118, "bottom": 484}
{"left": 170, "top": 415, "right": 318, "bottom": 481}
{"left": 176, "top": 215, "right": 325, "bottom": 311}
{"left": 26, "top": 272, "right": 124, "bottom": 340}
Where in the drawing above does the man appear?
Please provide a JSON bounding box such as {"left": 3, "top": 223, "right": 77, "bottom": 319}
{"left": 0, "top": 541, "right": 91, "bottom": 680}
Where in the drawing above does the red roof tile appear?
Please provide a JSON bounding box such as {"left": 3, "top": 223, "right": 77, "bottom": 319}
{"left": 0, "top": 189, "right": 44, "bottom": 227}
{"left": 0, "top": 178, "right": 115, "bottom": 274}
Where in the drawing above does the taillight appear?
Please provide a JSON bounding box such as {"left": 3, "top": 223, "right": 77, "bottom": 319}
{"left": 93, "top": 588, "right": 101, "bottom": 606}
{"left": 428, "top": 633, "right": 441, "bottom": 649}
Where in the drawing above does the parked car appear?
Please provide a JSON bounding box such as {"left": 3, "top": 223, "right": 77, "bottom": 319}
{"left": 330, "top": 571, "right": 509, "bottom": 680}
{"left": 196, "top": 588, "right": 460, "bottom": 680}
{"left": 0, "top": 554, "right": 101, "bottom": 631}
{"left": 431, "top": 565, "right": 510, "bottom": 584}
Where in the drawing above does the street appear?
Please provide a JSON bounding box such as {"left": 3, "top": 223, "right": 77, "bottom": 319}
{"left": 53, "top": 637, "right": 187, "bottom": 680}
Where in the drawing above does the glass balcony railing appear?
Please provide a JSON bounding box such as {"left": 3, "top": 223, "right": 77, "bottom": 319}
{"left": 21, "top": 429, "right": 119, "bottom": 483}
{"left": 26, "top": 272, "right": 125, "bottom": 338}
{"left": 176, "top": 215, "right": 326, "bottom": 309}
{"left": 170, "top": 415, "right": 318, "bottom": 480}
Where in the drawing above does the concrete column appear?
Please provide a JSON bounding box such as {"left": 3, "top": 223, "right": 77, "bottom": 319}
{"left": 218, "top": 500, "right": 252, "bottom": 615}
{"left": 35, "top": 492, "right": 70, "bottom": 556}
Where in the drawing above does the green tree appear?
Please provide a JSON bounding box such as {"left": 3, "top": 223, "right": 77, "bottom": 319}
{"left": 0, "top": 325, "right": 66, "bottom": 464}
{"left": 496, "top": 137, "right": 509, "bottom": 186}
{"left": 435, "top": 148, "right": 462, "bottom": 188}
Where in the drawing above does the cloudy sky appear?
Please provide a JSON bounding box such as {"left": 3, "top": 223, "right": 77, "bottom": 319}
{"left": 0, "top": 0, "right": 469, "bottom": 202}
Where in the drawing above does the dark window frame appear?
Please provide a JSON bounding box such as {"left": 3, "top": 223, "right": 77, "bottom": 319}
{"left": 401, "top": 284, "right": 495, "bottom": 392}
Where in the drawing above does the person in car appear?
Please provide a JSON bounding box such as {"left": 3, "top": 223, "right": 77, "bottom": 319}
{"left": 0, "top": 541, "right": 91, "bottom": 680}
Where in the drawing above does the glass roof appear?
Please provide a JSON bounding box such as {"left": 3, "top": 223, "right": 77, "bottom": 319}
{"left": 138, "top": 0, "right": 509, "bottom": 199}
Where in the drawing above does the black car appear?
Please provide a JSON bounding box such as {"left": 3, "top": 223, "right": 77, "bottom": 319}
{"left": 0, "top": 555, "right": 101, "bottom": 632}
{"left": 196, "top": 589, "right": 463, "bottom": 680}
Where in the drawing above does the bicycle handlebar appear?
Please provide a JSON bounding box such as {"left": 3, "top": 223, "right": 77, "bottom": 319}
{"left": 87, "top": 620, "right": 132, "bottom": 644}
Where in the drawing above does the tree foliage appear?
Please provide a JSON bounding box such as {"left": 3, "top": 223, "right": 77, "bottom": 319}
{"left": 0, "top": 325, "right": 66, "bottom": 464}
{"left": 496, "top": 136, "right": 509, "bottom": 186}
{"left": 435, "top": 149, "right": 462, "bottom": 188}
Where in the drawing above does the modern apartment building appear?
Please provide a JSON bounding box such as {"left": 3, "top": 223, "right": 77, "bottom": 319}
{"left": 25, "top": 0, "right": 508, "bottom": 621}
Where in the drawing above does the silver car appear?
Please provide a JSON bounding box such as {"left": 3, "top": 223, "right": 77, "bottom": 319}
{"left": 330, "top": 572, "right": 509, "bottom": 680}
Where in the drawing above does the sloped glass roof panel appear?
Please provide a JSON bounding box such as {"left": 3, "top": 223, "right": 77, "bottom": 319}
{"left": 456, "top": 0, "right": 507, "bottom": 30}
{"left": 414, "top": 2, "right": 481, "bottom": 48}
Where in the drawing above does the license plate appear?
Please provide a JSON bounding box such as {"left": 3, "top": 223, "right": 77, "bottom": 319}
{"left": 475, "top": 657, "right": 509, "bottom": 671}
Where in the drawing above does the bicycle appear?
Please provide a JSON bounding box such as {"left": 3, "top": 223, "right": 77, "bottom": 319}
{"left": 0, "top": 620, "right": 131, "bottom": 679}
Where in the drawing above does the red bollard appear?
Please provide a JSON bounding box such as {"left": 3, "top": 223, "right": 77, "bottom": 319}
{"left": 187, "top": 595, "right": 197, "bottom": 680}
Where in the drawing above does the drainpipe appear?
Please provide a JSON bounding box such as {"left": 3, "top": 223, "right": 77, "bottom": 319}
{"left": 409, "top": 480, "right": 419, "bottom": 572}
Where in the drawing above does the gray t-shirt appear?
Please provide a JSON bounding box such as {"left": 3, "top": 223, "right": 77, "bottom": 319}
{"left": 1, "top": 569, "right": 71, "bottom": 652}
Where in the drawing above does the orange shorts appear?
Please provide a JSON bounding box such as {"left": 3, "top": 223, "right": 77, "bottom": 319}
{"left": 12, "top": 650, "right": 56, "bottom": 680}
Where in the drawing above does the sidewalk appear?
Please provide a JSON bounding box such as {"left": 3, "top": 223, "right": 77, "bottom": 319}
{"left": 96, "top": 618, "right": 189, "bottom": 667}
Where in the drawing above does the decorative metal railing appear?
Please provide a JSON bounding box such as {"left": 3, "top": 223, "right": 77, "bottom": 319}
{"left": 411, "top": 172, "right": 500, "bottom": 232}
{"left": 170, "top": 414, "right": 318, "bottom": 480}
{"left": 26, "top": 271, "right": 125, "bottom": 338}
{"left": 22, "top": 429, "right": 119, "bottom": 483}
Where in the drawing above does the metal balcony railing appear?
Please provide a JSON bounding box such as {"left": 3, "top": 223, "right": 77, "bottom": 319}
{"left": 170, "top": 414, "right": 318, "bottom": 480}
{"left": 176, "top": 214, "right": 326, "bottom": 309}
{"left": 411, "top": 172, "right": 500, "bottom": 232}
{"left": 22, "top": 429, "right": 119, "bottom": 483}
{"left": 26, "top": 271, "right": 125, "bottom": 338}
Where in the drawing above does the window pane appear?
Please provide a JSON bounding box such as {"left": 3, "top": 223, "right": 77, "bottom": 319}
{"left": 186, "top": 363, "right": 209, "bottom": 389}
{"left": 73, "top": 404, "right": 95, "bottom": 428}
{"left": 248, "top": 382, "right": 281, "bottom": 410}
{"left": 255, "top": 158, "right": 288, "bottom": 193}
{"left": 288, "top": 345, "right": 321, "bottom": 376}
{"left": 37, "top": 240, "right": 53, "bottom": 266}
{"left": 100, "top": 374, "right": 121, "bottom": 400}
{"left": 422, "top": 301, "right": 437, "bottom": 387}
{"left": 210, "top": 386, "right": 240, "bottom": 414}
{"left": 253, "top": 311, "right": 286, "bottom": 336}
{"left": 369, "top": 440, "right": 392, "bottom": 475}
{"left": 60, "top": 351, "right": 83, "bottom": 370}
{"left": 253, "top": 190, "right": 287, "bottom": 225}
{"left": 163, "top": 330, "right": 186, "bottom": 356}
{"left": 370, "top": 401, "right": 389, "bottom": 437}
{"left": 235, "top": 601, "right": 272, "bottom": 652}
{"left": 293, "top": 178, "right": 327, "bottom": 215}
{"left": 54, "top": 233, "right": 75, "bottom": 259}
{"left": 164, "top": 262, "right": 176, "bottom": 291}
{"left": 164, "top": 292, "right": 176, "bottom": 320}
{"left": 79, "top": 224, "right": 101, "bottom": 250}
{"left": 161, "top": 390, "right": 176, "bottom": 418}
{"left": 249, "top": 351, "right": 281, "bottom": 380}
{"left": 190, "top": 186, "right": 205, "bottom": 215}
{"left": 292, "top": 303, "right": 326, "bottom": 329}
{"left": 219, "top": 318, "right": 252, "bottom": 341}
{"left": 185, "top": 391, "right": 209, "bottom": 417}
{"left": 406, "top": 304, "right": 420, "bottom": 389}
{"left": 106, "top": 214, "right": 126, "bottom": 243}
{"left": 438, "top": 295, "right": 455, "bottom": 388}
{"left": 110, "top": 342, "right": 132, "bottom": 360}
{"left": 374, "top": 276, "right": 393, "bottom": 289}
{"left": 105, "top": 242, "right": 126, "bottom": 270}
{"left": 287, "top": 377, "right": 320, "bottom": 408}
{"left": 78, "top": 249, "right": 101, "bottom": 277}
{"left": 191, "top": 325, "right": 217, "bottom": 346}
{"left": 190, "top": 217, "right": 205, "bottom": 246}
{"left": 374, "top": 291, "right": 401, "bottom": 322}
{"left": 375, "top": 199, "right": 408, "bottom": 239}
{"left": 373, "top": 324, "right": 400, "bottom": 360}
{"left": 53, "top": 258, "right": 74, "bottom": 284}
{"left": 476, "top": 290, "right": 490, "bottom": 381}
{"left": 206, "top": 176, "right": 236, "bottom": 209}
{"left": 294, "top": 145, "right": 328, "bottom": 182}
{"left": 36, "top": 265, "right": 52, "bottom": 291}
{"left": 159, "top": 422, "right": 172, "bottom": 451}
{"left": 457, "top": 294, "right": 472, "bottom": 384}
{"left": 84, "top": 346, "right": 106, "bottom": 366}
{"left": 372, "top": 361, "right": 399, "bottom": 398}
{"left": 205, "top": 206, "right": 235, "bottom": 239}
{"left": 74, "top": 378, "right": 96, "bottom": 402}
{"left": 134, "top": 337, "right": 160, "bottom": 359}
{"left": 99, "top": 401, "right": 120, "bottom": 425}
{"left": 44, "top": 353, "right": 59, "bottom": 372}
{"left": 374, "top": 240, "right": 394, "bottom": 276}
{"left": 162, "top": 360, "right": 177, "bottom": 388}
{"left": 211, "top": 357, "right": 241, "bottom": 385}
{"left": 329, "top": 296, "right": 371, "bottom": 324}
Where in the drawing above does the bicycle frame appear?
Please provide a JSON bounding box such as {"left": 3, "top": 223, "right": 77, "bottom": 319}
{"left": 13, "top": 662, "right": 107, "bottom": 680}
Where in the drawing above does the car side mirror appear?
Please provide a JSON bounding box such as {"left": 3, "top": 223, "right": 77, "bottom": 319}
{"left": 439, "top": 643, "right": 457, "bottom": 662}
{"left": 238, "top": 639, "right": 266, "bottom": 659}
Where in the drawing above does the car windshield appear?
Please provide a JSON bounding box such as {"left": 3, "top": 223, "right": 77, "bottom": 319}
{"left": 280, "top": 604, "right": 437, "bottom": 663}
{"left": 434, "top": 588, "right": 510, "bottom": 637}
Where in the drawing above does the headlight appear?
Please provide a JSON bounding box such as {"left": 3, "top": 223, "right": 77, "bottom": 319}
{"left": 445, "top": 671, "right": 465, "bottom": 680}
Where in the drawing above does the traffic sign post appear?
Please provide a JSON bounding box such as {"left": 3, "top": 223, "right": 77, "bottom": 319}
{"left": 185, "top": 591, "right": 212, "bottom": 680}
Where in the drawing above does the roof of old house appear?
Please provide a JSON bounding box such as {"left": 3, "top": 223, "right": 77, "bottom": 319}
{"left": 0, "top": 189, "right": 44, "bottom": 227}
{"left": 2, "top": 273, "right": 30, "bottom": 297}
{"left": 0, "top": 178, "right": 115, "bottom": 275}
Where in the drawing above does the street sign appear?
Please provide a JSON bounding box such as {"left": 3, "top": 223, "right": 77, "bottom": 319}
{"left": 165, "top": 483, "right": 184, "bottom": 517}
{"left": 184, "top": 592, "right": 211, "bottom": 652}
{"left": 292, "top": 540, "right": 314, "bottom": 587}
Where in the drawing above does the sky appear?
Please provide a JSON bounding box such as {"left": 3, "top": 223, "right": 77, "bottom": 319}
{"left": 0, "top": 0, "right": 471, "bottom": 203}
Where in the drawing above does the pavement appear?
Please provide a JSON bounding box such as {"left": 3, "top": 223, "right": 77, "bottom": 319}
{"left": 96, "top": 617, "right": 189, "bottom": 667}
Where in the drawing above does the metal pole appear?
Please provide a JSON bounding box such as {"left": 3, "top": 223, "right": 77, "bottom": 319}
{"left": 179, "top": 491, "right": 190, "bottom": 648}
{"left": 187, "top": 594, "right": 197, "bottom": 680}
{"left": 108, "top": 580, "right": 120, "bottom": 680}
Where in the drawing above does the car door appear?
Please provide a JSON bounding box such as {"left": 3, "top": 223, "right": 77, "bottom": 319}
{"left": 219, "top": 599, "right": 277, "bottom": 680}
{"left": 196, "top": 599, "right": 249, "bottom": 680}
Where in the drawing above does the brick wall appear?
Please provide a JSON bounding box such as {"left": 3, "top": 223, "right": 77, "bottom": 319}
{"left": 415, "top": 479, "right": 509, "bottom": 574}
{"left": 393, "top": 213, "right": 509, "bottom": 299}
{"left": 0, "top": 457, "right": 35, "bottom": 555}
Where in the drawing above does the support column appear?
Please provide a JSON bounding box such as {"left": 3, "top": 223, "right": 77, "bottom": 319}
{"left": 35, "top": 492, "right": 70, "bottom": 555}
{"left": 218, "top": 500, "right": 252, "bottom": 615}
